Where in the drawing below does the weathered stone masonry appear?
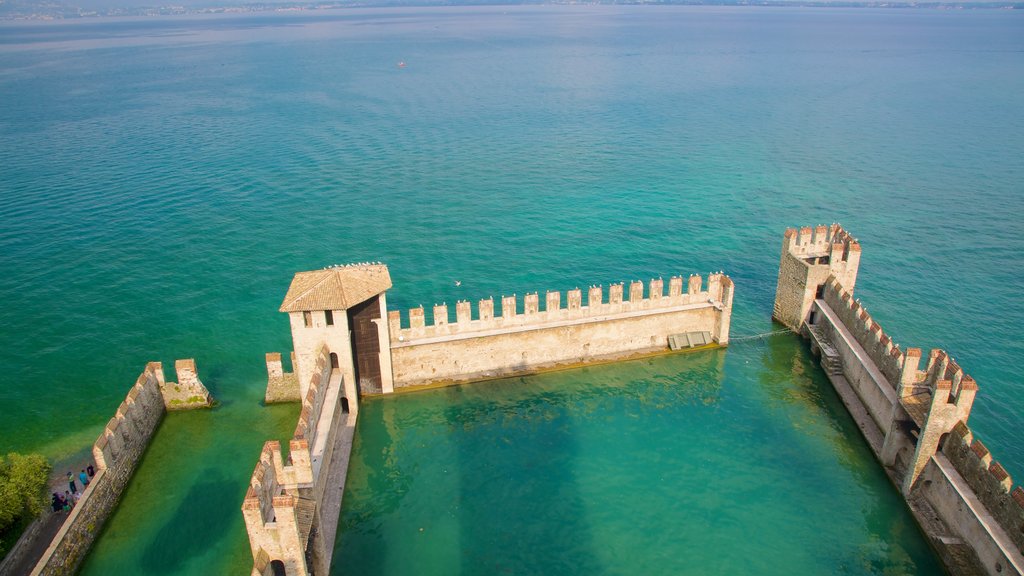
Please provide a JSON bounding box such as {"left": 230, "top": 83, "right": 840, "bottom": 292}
{"left": 775, "top": 224, "right": 1023, "bottom": 576}
{"left": 29, "top": 361, "right": 211, "bottom": 576}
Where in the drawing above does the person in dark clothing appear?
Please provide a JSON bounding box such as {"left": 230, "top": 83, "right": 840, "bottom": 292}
{"left": 86, "top": 464, "right": 95, "bottom": 478}
{"left": 51, "top": 493, "right": 63, "bottom": 513}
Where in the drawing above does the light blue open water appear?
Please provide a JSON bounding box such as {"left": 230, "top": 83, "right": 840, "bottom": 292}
{"left": 0, "top": 6, "right": 1021, "bottom": 574}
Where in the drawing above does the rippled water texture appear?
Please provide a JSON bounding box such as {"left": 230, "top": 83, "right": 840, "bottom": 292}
{"left": 0, "top": 6, "right": 1021, "bottom": 574}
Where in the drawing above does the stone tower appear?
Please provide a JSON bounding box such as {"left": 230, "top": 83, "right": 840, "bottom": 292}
{"left": 279, "top": 263, "right": 395, "bottom": 411}
{"left": 773, "top": 224, "right": 861, "bottom": 332}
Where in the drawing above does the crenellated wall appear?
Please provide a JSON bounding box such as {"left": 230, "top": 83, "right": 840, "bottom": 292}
{"left": 386, "top": 274, "right": 733, "bottom": 389}
{"left": 774, "top": 224, "right": 861, "bottom": 332}
{"left": 821, "top": 277, "right": 907, "bottom": 388}
{"left": 31, "top": 360, "right": 209, "bottom": 576}
{"left": 292, "top": 346, "right": 332, "bottom": 448}
{"left": 943, "top": 423, "right": 1024, "bottom": 558}
{"left": 244, "top": 343, "right": 353, "bottom": 576}
{"left": 241, "top": 442, "right": 311, "bottom": 576}
{"left": 781, "top": 224, "right": 1023, "bottom": 576}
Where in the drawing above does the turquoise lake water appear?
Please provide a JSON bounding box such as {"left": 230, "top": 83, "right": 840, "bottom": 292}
{"left": 0, "top": 6, "right": 1021, "bottom": 573}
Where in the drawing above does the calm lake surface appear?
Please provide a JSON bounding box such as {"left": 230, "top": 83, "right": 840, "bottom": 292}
{"left": 0, "top": 6, "right": 1021, "bottom": 574}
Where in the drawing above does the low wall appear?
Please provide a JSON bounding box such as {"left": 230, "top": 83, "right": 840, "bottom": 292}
{"left": 30, "top": 363, "right": 166, "bottom": 576}
{"left": 388, "top": 274, "right": 733, "bottom": 389}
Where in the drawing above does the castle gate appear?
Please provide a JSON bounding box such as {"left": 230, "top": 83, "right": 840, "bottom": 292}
{"left": 347, "top": 294, "right": 382, "bottom": 395}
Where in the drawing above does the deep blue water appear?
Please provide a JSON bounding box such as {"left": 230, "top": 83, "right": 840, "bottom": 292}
{"left": 0, "top": 6, "right": 1021, "bottom": 574}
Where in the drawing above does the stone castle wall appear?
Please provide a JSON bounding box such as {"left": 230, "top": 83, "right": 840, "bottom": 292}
{"left": 29, "top": 361, "right": 210, "bottom": 576}
{"left": 773, "top": 224, "right": 860, "bottom": 331}
{"left": 794, "top": 233, "right": 1022, "bottom": 574}
{"left": 387, "top": 274, "right": 733, "bottom": 389}
{"left": 31, "top": 364, "right": 167, "bottom": 576}
{"left": 821, "top": 278, "right": 906, "bottom": 388}
{"left": 292, "top": 346, "right": 332, "bottom": 446}
{"left": 943, "top": 423, "right": 1024, "bottom": 557}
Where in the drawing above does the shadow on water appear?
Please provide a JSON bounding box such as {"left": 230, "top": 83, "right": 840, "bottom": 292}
{"left": 443, "top": 380, "right": 608, "bottom": 576}
{"left": 750, "top": 332, "right": 944, "bottom": 574}
{"left": 333, "top": 349, "right": 727, "bottom": 575}
{"left": 139, "top": 469, "right": 237, "bottom": 575}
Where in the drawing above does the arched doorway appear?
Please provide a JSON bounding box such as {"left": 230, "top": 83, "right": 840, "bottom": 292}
{"left": 330, "top": 353, "right": 339, "bottom": 370}
{"left": 270, "top": 560, "right": 287, "bottom": 576}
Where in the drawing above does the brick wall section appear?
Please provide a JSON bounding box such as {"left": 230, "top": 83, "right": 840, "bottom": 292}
{"left": 943, "top": 422, "right": 1024, "bottom": 555}
{"left": 30, "top": 363, "right": 167, "bottom": 576}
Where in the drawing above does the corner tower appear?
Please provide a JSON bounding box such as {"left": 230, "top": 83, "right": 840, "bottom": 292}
{"left": 279, "top": 263, "right": 395, "bottom": 410}
{"left": 773, "top": 224, "right": 860, "bottom": 332}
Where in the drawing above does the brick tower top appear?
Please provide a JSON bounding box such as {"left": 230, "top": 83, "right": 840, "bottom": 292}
{"left": 773, "top": 224, "right": 861, "bottom": 332}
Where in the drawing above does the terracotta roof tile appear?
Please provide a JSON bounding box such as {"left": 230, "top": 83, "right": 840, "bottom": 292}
{"left": 279, "top": 264, "right": 391, "bottom": 312}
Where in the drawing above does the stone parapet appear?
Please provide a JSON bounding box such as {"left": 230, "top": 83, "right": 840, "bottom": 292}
{"left": 388, "top": 273, "right": 733, "bottom": 343}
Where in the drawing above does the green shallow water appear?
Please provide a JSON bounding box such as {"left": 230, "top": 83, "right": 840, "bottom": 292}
{"left": 0, "top": 5, "right": 1021, "bottom": 574}
{"left": 338, "top": 342, "right": 943, "bottom": 575}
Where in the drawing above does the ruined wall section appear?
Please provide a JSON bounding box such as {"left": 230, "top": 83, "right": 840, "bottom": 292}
{"left": 31, "top": 364, "right": 167, "bottom": 576}
{"left": 943, "top": 422, "right": 1024, "bottom": 556}
{"left": 387, "top": 274, "right": 733, "bottom": 389}
{"left": 159, "top": 358, "right": 213, "bottom": 410}
{"left": 265, "top": 352, "right": 300, "bottom": 404}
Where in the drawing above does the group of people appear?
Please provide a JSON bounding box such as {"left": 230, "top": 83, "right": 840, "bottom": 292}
{"left": 50, "top": 466, "right": 95, "bottom": 513}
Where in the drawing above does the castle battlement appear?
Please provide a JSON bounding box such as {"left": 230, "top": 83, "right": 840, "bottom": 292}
{"left": 774, "top": 225, "right": 861, "bottom": 332}
{"left": 943, "top": 422, "right": 1024, "bottom": 557}
{"left": 242, "top": 447, "right": 312, "bottom": 576}
{"left": 34, "top": 360, "right": 209, "bottom": 576}
{"left": 780, "top": 224, "right": 1024, "bottom": 573}
{"left": 783, "top": 223, "right": 861, "bottom": 261}
{"left": 822, "top": 277, "right": 907, "bottom": 388}
{"left": 293, "top": 346, "right": 331, "bottom": 445}
{"left": 388, "top": 273, "right": 733, "bottom": 344}
{"left": 93, "top": 362, "right": 165, "bottom": 469}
